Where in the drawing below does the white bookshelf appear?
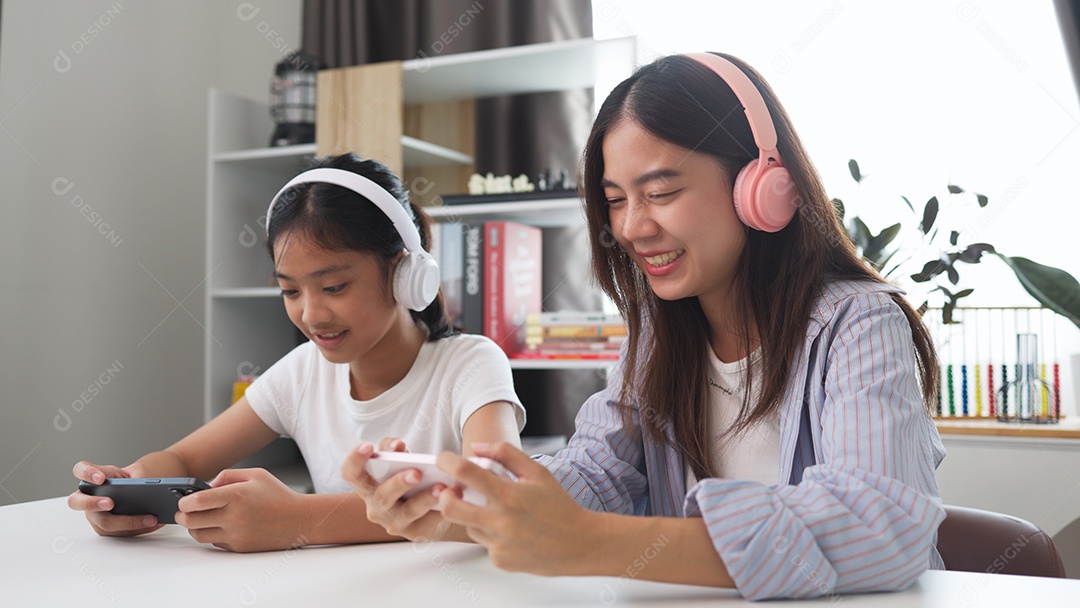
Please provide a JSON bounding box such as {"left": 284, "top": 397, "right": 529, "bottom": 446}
{"left": 426, "top": 197, "right": 586, "bottom": 227}
{"left": 204, "top": 37, "right": 636, "bottom": 422}
{"left": 509, "top": 358, "right": 616, "bottom": 370}
{"left": 401, "top": 37, "right": 636, "bottom": 104}
{"left": 427, "top": 197, "right": 620, "bottom": 372}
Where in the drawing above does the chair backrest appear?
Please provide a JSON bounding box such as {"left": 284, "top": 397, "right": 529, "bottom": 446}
{"left": 936, "top": 505, "right": 1066, "bottom": 578}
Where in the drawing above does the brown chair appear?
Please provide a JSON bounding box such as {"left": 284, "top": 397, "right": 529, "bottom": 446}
{"left": 936, "top": 505, "right": 1066, "bottom": 578}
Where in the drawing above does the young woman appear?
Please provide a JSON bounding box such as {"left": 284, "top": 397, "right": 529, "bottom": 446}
{"left": 345, "top": 52, "right": 946, "bottom": 600}
{"left": 69, "top": 154, "right": 524, "bottom": 552}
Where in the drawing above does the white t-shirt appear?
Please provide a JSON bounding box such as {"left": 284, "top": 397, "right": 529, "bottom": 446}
{"left": 687, "top": 348, "right": 780, "bottom": 488}
{"left": 245, "top": 334, "right": 526, "bottom": 494}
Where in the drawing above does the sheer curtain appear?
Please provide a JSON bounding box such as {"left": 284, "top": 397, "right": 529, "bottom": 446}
{"left": 302, "top": 0, "right": 605, "bottom": 438}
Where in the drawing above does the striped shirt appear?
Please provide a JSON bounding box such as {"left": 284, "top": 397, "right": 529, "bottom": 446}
{"left": 536, "top": 280, "right": 947, "bottom": 600}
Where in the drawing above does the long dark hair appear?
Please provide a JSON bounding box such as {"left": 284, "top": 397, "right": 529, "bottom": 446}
{"left": 582, "top": 53, "right": 939, "bottom": 479}
{"left": 266, "top": 153, "right": 453, "bottom": 341}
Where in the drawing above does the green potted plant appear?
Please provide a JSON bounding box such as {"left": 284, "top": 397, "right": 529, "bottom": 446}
{"left": 838, "top": 159, "right": 1080, "bottom": 328}
{"left": 838, "top": 159, "right": 1080, "bottom": 417}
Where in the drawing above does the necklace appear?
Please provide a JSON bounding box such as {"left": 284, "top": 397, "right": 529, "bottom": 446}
{"left": 708, "top": 377, "right": 739, "bottom": 396}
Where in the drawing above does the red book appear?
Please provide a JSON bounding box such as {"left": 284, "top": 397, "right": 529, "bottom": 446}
{"left": 484, "top": 221, "right": 542, "bottom": 356}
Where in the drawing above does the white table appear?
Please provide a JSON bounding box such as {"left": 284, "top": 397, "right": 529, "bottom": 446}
{"left": 4, "top": 497, "right": 1079, "bottom": 607}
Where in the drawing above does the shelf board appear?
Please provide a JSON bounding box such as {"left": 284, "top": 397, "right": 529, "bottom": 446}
{"left": 425, "top": 197, "right": 584, "bottom": 227}
{"left": 401, "top": 37, "right": 636, "bottom": 104}
{"left": 934, "top": 416, "right": 1080, "bottom": 440}
{"left": 509, "top": 358, "right": 616, "bottom": 370}
{"left": 212, "top": 287, "right": 281, "bottom": 299}
{"left": 214, "top": 138, "right": 470, "bottom": 170}
{"left": 214, "top": 143, "right": 318, "bottom": 162}
{"left": 401, "top": 135, "right": 473, "bottom": 167}
{"left": 213, "top": 143, "right": 317, "bottom": 175}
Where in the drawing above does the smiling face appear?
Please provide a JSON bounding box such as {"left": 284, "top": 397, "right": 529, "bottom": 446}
{"left": 602, "top": 118, "right": 747, "bottom": 308}
{"left": 273, "top": 233, "right": 405, "bottom": 366}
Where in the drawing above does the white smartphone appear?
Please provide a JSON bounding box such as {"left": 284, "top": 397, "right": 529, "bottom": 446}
{"left": 363, "top": 451, "right": 510, "bottom": 508}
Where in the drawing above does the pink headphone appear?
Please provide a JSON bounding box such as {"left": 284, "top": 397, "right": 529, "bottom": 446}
{"left": 685, "top": 53, "right": 798, "bottom": 232}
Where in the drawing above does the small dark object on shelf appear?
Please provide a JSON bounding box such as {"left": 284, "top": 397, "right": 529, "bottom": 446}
{"left": 269, "top": 50, "right": 326, "bottom": 147}
{"left": 440, "top": 189, "right": 579, "bottom": 205}
{"left": 444, "top": 168, "right": 577, "bottom": 205}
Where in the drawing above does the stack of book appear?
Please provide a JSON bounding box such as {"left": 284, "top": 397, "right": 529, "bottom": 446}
{"left": 519, "top": 311, "right": 626, "bottom": 360}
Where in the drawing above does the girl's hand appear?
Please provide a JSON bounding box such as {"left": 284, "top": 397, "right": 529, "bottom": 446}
{"left": 67, "top": 461, "right": 165, "bottom": 537}
{"left": 436, "top": 443, "right": 598, "bottom": 575}
{"left": 340, "top": 439, "right": 454, "bottom": 542}
{"left": 175, "top": 468, "right": 308, "bottom": 552}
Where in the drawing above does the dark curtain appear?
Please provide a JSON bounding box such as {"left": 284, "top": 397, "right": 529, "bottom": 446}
{"left": 302, "top": 0, "right": 605, "bottom": 439}
{"left": 1055, "top": 0, "right": 1080, "bottom": 101}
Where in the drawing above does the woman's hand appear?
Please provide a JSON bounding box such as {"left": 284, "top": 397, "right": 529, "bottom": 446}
{"left": 435, "top": 443, "right": 598, "bottom": 575}
{"left": 67, "top": 461, "right": 165, "bottom": 537}
{"left": 340, "top": 438, "right": 456, "bottom": 542}
{"left": 174, "top": 468, "right": 309, "bottom": 553}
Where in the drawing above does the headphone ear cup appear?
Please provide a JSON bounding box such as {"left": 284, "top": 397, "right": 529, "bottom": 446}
{"left": 392, "top": 251, "right": 441, "bottom": 312}
{"left": 731, "top": 159, "right": 797, "bottom": 232}
{"left": 731, "top": 162, "right": 755, "bottom": 228}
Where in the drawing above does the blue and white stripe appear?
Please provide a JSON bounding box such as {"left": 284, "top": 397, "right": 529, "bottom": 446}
{"left": 536, "top": 280, "right": 946, "bottom": 600}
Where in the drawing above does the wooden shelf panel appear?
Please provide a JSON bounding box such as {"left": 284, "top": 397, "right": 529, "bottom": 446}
{"left": 934, "top": 417, "right": 1080, "bottom": 439}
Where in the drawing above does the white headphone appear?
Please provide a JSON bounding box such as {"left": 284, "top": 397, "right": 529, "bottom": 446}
{"left": 265, "top": 167, "right": 441, "bottom": 311}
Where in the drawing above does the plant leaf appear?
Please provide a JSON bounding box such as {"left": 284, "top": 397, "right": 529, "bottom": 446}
{"left": 920, "top": 197, "right": 939, "bottom": 234}
{"left": 943, "top": 300, "right": 956, "bottom": 324}
{"left": 911, "top": 259, "right": 948, "bottom": 282}
{"left": 865, "top": 223, "right": 902, "bottom": 262}
{"left": 877, "top": 223, "right": 902, "bottom": 248}
{"left": 958, "top": 243, "right": 996, "bottom": 264}
{"left": 901, "top": 195, "right": 914, "bottom": 213}
{"left": 947, "top": 184, "right": 964, "bottom": 194}
{"left": 848, "top": 159, "right": 862, "bottom": 183}
{"left": 832, "top": 198, "right": 845, "bottom": 221}
{"left": 851, "top": 217, "right": 871, "bottom": 248}
{"left": 950, "top": 230, "right": 959, "bottom": 246}
{"left": 955, "top": 288, "right": 974, "bottom": 299}
{"left": 947, "top": 265, "right": 959, "bottom": 285}
{"left": 996, "top": 255, "right": 1080, "bottom": 330}
{"left": 878, "top": 248, "right": 900, "bottom": 275}
{"left": 976, "top": 193, "right": 989, "bottom": 207}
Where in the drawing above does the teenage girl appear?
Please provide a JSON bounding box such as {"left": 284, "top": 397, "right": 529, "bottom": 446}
{"left": 69, "top": 153, "right": 524, "bottom": 552}
{"left": 345, "top": 53, "right": 946, "bottom": 600}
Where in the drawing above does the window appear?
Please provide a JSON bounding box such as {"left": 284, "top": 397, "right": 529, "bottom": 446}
{"left": 594, "top": 0, "right": 1080, "bottom": 411}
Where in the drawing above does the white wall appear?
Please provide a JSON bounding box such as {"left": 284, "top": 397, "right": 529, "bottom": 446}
{"left": 0, "top": 0, "right": 302, "bottom": 505}
{"left": 937, "top": 435, "right": 1080, "bottom": 576}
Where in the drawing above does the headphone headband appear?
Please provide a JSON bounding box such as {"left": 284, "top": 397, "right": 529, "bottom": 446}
{"left": 265, "top": 167, "right": 422, "bottom": 254}
{"left": 683, "top": 52, "right": 797, "bottom": 232}
{"left": 684, "top": 52, "right": 779, "bottom": 154}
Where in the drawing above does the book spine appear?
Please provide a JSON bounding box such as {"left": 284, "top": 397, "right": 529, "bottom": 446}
{"left": 514, "top": 351, "right": 620, "bottom": 361}
{"left": 461, "top": 223, "right": 484, "bottom": 334}
{"left": 525, "top": 325, "right": 628, "bottom": 339}
{"left": 484, "top": 222, "right": 504, "bottom": 347}
{"left": 526, "top": 337, "right": 625, "bottom": 348}
{"left": 526, "top": 342, "right": 623, "bottom": 352}
{"left": 440, "top": 222, "right": 464, "bottom": 329}
{"left": 484, "top": 221, "right": 543, "bottom": 357}
{"left": 525, "top": 311, "right": 625, "bottom": 326}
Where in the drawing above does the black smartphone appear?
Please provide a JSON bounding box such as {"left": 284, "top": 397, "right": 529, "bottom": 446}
{"left": 78, "top": 478, "right": 212, "bottom": 524}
